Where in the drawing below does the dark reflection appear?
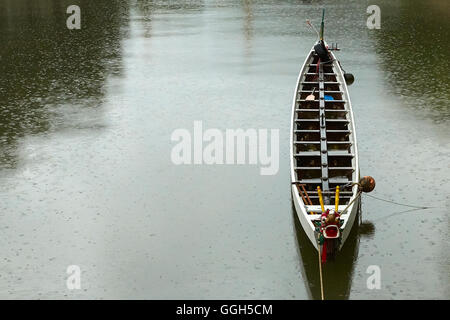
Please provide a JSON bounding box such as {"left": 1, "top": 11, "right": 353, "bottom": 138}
{"left": 242, "top": 0, "right": 254, "bottom": 47}
{"left": 372, "top": 0, "right": 450, "bottom": 121}
{"left": 358, "top": 221, "right": 375, "bottom": 239}
{"left": 293, "top": 204, "right": 360, "bottom": 300}
{"left": 0, "top": 0, "right": 129, "bottom": 169}
{"left": 147, "top": 0, "right": 204, "bottom": 12}
{"left": 135, "top": 0, "right": 154, "bottom": 38}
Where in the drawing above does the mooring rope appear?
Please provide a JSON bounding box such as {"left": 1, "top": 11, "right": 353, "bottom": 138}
{"left": 340, "top": 190, "right": 362, "bottom": 215}
{"left": 316, "top": 238, "right": 325, "bottom": 300}
{"left": 363, "top": 193, "right": 436, "bottom": 210}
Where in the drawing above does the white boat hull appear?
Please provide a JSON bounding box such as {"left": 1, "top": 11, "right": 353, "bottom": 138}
{"left": 290, "top": 44, "right": 360, "bottom": 253}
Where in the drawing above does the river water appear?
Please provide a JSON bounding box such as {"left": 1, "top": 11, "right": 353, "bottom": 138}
{"left": 0, "top": 0, "right": 448, "bottom": 299}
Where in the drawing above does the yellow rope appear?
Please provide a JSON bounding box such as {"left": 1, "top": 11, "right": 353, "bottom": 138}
{"left": 317, "top": 237, "right": 324, "bottom": 300}
{"left": 340, "top": 191, "right": 362, "bottom": 215}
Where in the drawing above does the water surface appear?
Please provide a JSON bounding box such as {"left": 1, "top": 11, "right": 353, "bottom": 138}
{"left": 0, "top": 0, "right": 448, "bottom": 299}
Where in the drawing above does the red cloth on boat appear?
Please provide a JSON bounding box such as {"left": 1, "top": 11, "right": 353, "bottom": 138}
{"left": 320, "top": 210, "right": 340, "bottom": 264}
{"left": 321, "top": 241, "right": 327, "bottom": 264}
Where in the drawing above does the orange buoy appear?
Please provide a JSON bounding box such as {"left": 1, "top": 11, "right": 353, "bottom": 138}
{"left": 359, "top": 176, "right": 376, "bottom": 193}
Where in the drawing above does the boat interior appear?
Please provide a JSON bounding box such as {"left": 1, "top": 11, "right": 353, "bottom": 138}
{"left": 293, "top": 51, "right": 356, "bottom": 209}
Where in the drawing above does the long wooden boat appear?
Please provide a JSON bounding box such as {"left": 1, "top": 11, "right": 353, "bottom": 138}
{"left": 290, "top": 40, "right": 360, "bottom": 258}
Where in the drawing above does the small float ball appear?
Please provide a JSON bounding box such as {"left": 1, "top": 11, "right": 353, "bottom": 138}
{"left": 344, "top": 73, "right": 355, "bottom": 86}
{"left": 359, "top": 176, "right": 376, "bottom": 193}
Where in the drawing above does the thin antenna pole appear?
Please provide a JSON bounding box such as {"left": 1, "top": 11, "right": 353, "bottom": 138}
{"left": 320, "top": 9, "right": 325, "bottom": 41}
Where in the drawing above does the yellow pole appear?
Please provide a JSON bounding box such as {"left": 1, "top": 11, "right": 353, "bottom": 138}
{"left": 335, "top": 186, "right": 340, "bottom": 212}
{"left": 317, "top": 186, "right": 325, "bottom": 212}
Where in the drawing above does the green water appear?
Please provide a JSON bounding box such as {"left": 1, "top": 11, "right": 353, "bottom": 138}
{"left": 0, "top": 0, "right": 448, "bottom": 299}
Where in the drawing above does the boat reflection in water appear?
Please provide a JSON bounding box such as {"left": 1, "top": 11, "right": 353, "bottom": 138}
{"left": 292, "top": 204, "right": 361, "bottom": 300}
